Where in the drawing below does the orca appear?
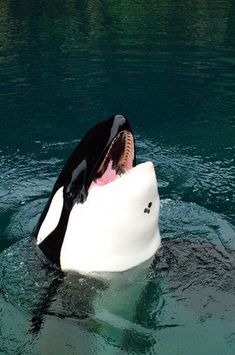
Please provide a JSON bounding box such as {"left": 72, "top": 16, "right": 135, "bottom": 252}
{"left": 35, "top": 114, "right": 161, "bottom": 273}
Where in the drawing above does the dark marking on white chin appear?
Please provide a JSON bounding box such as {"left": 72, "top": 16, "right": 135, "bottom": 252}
{"left": 144, "top": 201, "right": 152, "bottom": 214}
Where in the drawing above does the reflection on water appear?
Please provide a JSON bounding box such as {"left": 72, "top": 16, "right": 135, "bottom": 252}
{"left": 0, "top": 0, "right": 235, "bottom": 354}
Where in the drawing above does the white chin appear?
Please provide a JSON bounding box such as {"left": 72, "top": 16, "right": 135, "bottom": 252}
{"left": 60, "top": 160, "right": 161, "bottom": 274}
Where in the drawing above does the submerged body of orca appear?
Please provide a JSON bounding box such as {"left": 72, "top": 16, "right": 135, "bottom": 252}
{"left": 35, "top": 114, "right": 161, "bottom": 273}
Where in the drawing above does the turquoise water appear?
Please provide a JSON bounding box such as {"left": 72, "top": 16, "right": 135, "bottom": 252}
{"left": 0, "top": 1, "right": 235, "bottom": 354}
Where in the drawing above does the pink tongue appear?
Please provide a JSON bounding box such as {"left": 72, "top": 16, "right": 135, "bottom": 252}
{"left": 95, "top": 161, "right": 117, "bottom": 186}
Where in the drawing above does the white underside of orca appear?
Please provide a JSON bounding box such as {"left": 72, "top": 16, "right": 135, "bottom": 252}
{"left": 59, "top": 161, "right": 161, "bottom": 273}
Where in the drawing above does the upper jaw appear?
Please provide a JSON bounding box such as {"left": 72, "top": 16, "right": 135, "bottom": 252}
{"left": 64, "top": 115, "right": 135, "bottom": 202}
{"left": 93, "top": 129, "right": 135, "bottom": 187}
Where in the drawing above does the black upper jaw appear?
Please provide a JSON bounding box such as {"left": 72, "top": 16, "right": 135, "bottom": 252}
{"left": 59, "top": 114, "right": 135, "bottom": 205}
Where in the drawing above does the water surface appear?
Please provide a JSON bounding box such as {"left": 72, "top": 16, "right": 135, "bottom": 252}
{"left": 0, "top": 1, "right": 234, "bottom": 354}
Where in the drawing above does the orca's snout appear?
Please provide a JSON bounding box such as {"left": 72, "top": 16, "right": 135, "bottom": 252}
{"left": 114, "top": 114, "right": 126, "bottom": 124}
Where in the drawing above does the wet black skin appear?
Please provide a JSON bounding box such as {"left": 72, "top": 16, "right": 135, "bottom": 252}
{"left": 35, "top": 115, "right": 135, "bottom": 267}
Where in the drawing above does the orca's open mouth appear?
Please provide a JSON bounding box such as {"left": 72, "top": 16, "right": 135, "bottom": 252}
{"left": 94, "top": 130, "right": 135, "bottom": 186}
